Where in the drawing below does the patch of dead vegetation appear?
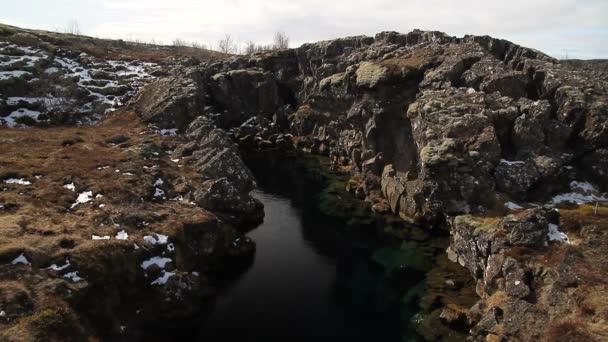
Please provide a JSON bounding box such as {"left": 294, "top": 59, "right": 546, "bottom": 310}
{"left": 0, "top": 22, "right": 226, "bottom": 63}
{"left": 0, "top": 110, "right": 219, "bottom": 338}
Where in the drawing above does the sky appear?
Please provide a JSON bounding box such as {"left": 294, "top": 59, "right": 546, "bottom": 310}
{"left": 1, "top": 0, "right": 607, "bottom": 59}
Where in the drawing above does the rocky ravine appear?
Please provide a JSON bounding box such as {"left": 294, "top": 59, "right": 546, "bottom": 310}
{"left": 132, "top": 30, "right": 608, "bottom": 340}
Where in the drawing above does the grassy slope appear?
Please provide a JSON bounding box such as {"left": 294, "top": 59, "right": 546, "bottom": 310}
{"left": 0, "top": 22, "right": 227, "bottom": 63}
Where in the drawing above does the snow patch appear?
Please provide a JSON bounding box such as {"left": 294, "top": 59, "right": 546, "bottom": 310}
{"left": 115, "top": 230, "right": 129, "bottom": 240}
{"left": 47, "top": 258, "right": 71, "bottom": 271}
{"left": 505, "top": 201, "right": 523, "bottom": 210}
{"left": 153, "top": 188, "right": 165, "bottom": 199}
{"left": 92, "top": 235, "right": 110, "bottom": 240}
{"left": 63, "top": 271, "right": 83, "bottom": 282}
{"left": 141, "top": 257, "right": 172, "bottom": 270}
{"left": 11, "top": 253, "right": 30, "bottom": 265}
{"left": 71, "top": 191, "right": 93, "bottom": 208}
{"left": 547, "top": 224, "right": 570, "bottom": 244}
{"left": 159, "top": 128, "right": 178, "bottom": 136}
{"left": 64, "top": 182, "right": 75, "bottom": 191}
{"left": 499, "top": 159, "right": 525, "bottom": 166}
{"left": 151, "top": 271, "right": 175, "bottom": 286}
{"left": 143, "top": 233, "right": 169, "bottom": 245}
{"left": 3, "top": 178, "right": 31, "bottom": 185}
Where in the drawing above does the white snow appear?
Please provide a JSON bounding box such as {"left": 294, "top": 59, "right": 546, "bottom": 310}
{"left": 63, "top": 271, "right": 83, "bottom": 282}
{"left": 153, "top": 188, "right": 165, "bottom": 198}
{"left": 143, "top": 233, "right": 169, "bottom": 245}
{"left": 159, "top": 128, "right": 178, "bottom": 136}
{"left": 64, "top": 183, "right": 76, "bottom": 191}
{"left": 0, "top": 70, "right": 32, "bottom": 80}
{"left": 115, "top": 230, "right": 129, "bottom": 240}
{"left": 11, "top": 253, "right": 30, "bottom": 265}
{"left": 0, "top": 311, "right": 5, "bottom": 317}
{"left": 547, "top": 223, "right": 571, "bottom": 244}
{"left": 570, "top": 181, "right": 599, "bottom": 193}
{"left": 154, "top": 178, "right": 164, "bottom": 186}
{"left": 150, "top": 271, "right": 175, "bottom": 286}
{"left": 44, "top": 67, "right": 59, "bottom": 74}
{"left": 141, "top": 256, "right": 172, "bottom": 270}
{"left": 166, "top": 243, "right": 175, "bottom": 252}
{"left": 47, "top": 258, "right": 71, "bottom": 271}
{"left": 3, "top": 178, "right": 31, "bottom": 185}
{"left": 505, "top": 202, "right": 523, "bottom": 210}
{"left": 514, "top": 280, "right": 521, "bottom": 285}
{"left": 6, "top": 97, "right": 45, "bottom": 105}
{"left": 92, "top": 235, "right": 110, "bottom": 240}
{"left": 499, "top": 159, "right": 525, "bottom": 166}
{"left": 71, "top": 191, "right": 93, "bottom": 208}
{"left": 550, "top": 181, "right": 608, "bottom": 205}
{"left": 2, "top": 108, "right": 42, "bottom": 127}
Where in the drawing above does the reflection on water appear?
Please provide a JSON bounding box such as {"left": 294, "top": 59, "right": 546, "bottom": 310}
{"left": 197, "top": 190, "right": 424, "bottom": 341}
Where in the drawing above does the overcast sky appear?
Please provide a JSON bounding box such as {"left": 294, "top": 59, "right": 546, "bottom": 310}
{"left": 2, "top": 0, "right": 607, "bottom": 59}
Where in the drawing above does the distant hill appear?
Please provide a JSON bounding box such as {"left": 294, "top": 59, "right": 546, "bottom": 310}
{"left": 0, "top": 23, "right": 227, "bottom": 63}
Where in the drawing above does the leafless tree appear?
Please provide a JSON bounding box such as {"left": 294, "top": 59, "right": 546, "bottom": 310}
{"left": 244, "top": 41, "right": 257, "bottom": 55}
{"left": 64, "top": 20, "right": 82, "bottom": 35}
{"left": 217, "top": 34, "right": 237, "bottom": 54}
{"left": 172, "top": 38, "right": 188, "bottom": 47}
{"left": 273, "top": 31, "right": 289, "bottom": 49}
{"left": 191, "top": 41, "right": 207, "bottom": 50}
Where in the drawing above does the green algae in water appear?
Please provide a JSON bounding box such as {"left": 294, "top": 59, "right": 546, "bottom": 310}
{"left": 372, "top": 247, "right": 434, "bottom": 274}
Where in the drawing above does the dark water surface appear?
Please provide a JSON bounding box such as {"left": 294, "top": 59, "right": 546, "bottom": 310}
{"left": 196, "top": 189, "right": 420, "bottom": 342}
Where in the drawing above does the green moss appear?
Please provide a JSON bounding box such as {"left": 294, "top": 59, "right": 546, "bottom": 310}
{"left": 454, "top": 215, "right": 499, "bottom": 235}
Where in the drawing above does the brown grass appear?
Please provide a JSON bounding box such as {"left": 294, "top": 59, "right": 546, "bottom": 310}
{"left": 0, "top": 22, "right": 227, "bottom": 63}
{"left": 0, "top": 109, "right": 211, "bottom": 267}
{"left": 559, "top": 203, "right": 608, "bottom": 233}
{"left": 0, "top": 109, "right": 219, "bottom": 338}
{"left": 544, "top": 320, "right": 597, "bottom": 342}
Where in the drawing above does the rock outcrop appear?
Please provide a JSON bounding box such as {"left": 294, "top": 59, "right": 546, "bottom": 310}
{"left": 129, "top": 29, "right": 608, "bottom": 341}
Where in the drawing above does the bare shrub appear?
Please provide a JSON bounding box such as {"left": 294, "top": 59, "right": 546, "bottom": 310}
{"left": 191, "top": 41, "right": 207, "bottom": 50}
{"left": 172, "top": 38, "right": 188, "bottom": 47}
{"left": 217, "top": 34, "right": 237, "bottom": 54}
{"left": 273, "top": 31, "right": 289, "bottom": 49}
{"left": 64, "top": 20, "right": 81, "bottom": 35}
{"left": 244, "top": 41, "right": 273, "bottom": 55}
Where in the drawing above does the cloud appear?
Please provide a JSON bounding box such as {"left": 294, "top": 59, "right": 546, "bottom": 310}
{"left": 4, "top": 0, "right": 608, "bottom": 58}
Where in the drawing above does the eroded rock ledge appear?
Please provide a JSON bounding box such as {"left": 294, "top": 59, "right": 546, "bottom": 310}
{"left": 131, "top": 29, "right": 608, "bottom": 340}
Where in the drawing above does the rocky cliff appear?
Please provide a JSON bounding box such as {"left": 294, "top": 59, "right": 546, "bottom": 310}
{"left": 132, "top": 29, "right": 608, "bottom": 340}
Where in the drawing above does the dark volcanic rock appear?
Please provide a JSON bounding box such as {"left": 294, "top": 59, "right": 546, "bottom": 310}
{"left": 126, "top": 29, "right": 608, "bottom": 341}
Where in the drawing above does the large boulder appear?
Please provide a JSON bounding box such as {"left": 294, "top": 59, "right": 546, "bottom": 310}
{"left": 130, "top": 66, "right": 203, "bottom": 129}
{"left": 174, "top": 117, "right": 262, "bottom": 222}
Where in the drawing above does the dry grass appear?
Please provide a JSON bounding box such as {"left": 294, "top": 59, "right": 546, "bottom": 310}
{"left": 559, "top": 203, "right": 608, "bottom": 233}
{"left": 0, "top": 110, "right": 217, "bottom": 337}
{"left": 0, "top": 22, "right": 226, "bottom": 63}
{"left": 544, "top": 320, "right": 598, "bottom": 342}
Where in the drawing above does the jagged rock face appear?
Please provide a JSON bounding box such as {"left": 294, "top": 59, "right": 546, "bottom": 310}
{"left": 173, "top": 116, "right": 263, "bottom": 223}
{"left": 128, "top": 31, "right": 608, "bottom": 341}
{"left": 133, "top": 29, "right": 607, "bottom": 224}
{"left": 130, "top": 66, "right": 204, "bottom": 129}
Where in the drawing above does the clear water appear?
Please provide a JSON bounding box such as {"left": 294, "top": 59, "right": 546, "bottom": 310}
{"left": 194, "top": 190, "right": 422, "bottom": 341}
